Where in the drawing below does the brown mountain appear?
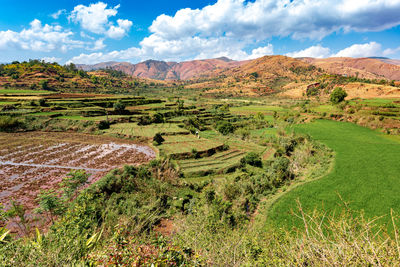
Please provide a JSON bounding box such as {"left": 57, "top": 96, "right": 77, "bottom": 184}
{"left": 299, "top": 57, "right": 400, "bottom": 81}
{"left": 78, "top": 57, "right": 246, "bottom": 80}
{"left": 186, "top": 55, "right": 323, "bottom": 96}
{"left": 377, "top": 58, "right": 400, "bottom": 66}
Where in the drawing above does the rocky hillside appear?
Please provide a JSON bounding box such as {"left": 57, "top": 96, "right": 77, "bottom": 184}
{"left": 186, "top": 55, "right": 324, "bottom": 96}
{"left": 78, "top": 57, "right": 246, "bottom": 80}
{"left": 300, "top": 57, "right": 400, "bottom": 81}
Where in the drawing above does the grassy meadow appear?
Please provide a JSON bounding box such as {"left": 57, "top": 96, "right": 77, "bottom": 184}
{"left": 269, "top": 120, "right": 400, "bottom": 227}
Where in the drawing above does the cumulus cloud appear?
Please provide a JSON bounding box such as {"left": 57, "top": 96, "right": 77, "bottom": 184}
{"left": 69, "top": 2, "right": 132, "bottom": 39}
{"left": 286, "top": 45, "right": 332, "bottom": 58}
{"left": 51, "top": 9, "right": 66, "bottom": 19}
{"left": 68, "top": 0, "right": 400, "bottom": 63}
{"left": 91, "top": 39, "right": 106, "bottom": 50}
{"left": 334, "top": 42, "right": 382, "bottom": 57}
{"left": 0, "top": 19, "right": 84, "bottom": 52}
{"left": 247, "top": 45, "right": 274, "bottom": 59}
{"left": 149, "top": 0, "right": 400, "bottom": 41}
{"left": 106, "top": 19, "right": 133, "bottom": 39}
{"left": 41, "top": 56, "right": 61, "bottom": 62}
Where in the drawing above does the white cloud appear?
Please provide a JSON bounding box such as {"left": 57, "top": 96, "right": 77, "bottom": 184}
{"left": 334, "top": 42, "right": 382, "bottom": 57}
{"left": 41, "top": 56, "right": 61, "bottom": 62}
{"left": 286, "top": 45, "right": 331, "bottom": 58}
{"left": 67, "top": 0, "right": 400, "bottom": 64}
{"left": 69, "top": 2, "right": 132, "bottom": 39}
{"left": 149, "top": 0, "right": 400, "bottom": 41}
{"left": 0, "top": 19, "right": 84, "bottom": 52}
{"left": 106, "top": 19, "right": 132, "bottom": 39}
{"left": 383, "top": 46, "right": 400, "bottom": 56}
{"left": 247, "top": 45, "right": 274, "bottom": 59}
{"left": 91, "top": 39, "right": 106, "bottom": 50}
{"left": 51, "top": 9, "right": 66, "bottom": 19}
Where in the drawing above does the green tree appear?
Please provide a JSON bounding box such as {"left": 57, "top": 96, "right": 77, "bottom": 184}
{"left": 113, "top": 100, "right": 126, "bottom": 114}
{"left": 330, "top": 87, "right": 348, "bottom": 104}
{"left": 39, "top": 79, "right": 49, "bottom": 90}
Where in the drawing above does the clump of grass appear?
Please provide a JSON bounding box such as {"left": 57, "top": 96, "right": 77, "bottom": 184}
{"left": 0, "top": 116, "right": 25, "bottom": 132}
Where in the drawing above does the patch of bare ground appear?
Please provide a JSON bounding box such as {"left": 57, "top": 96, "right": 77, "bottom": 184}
{"left": 0, "top": 132, "right": 156, "bottom": 233}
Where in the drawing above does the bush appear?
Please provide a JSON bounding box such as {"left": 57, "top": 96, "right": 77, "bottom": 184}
{"left": 0, "top": 116, "right": 24, "bottom": 132}
{"left": 153, "top": 133, "right": 165, "bottom": 145}
{"left": 216, "top": 121, "right": 234, "bottom": 135}
{"left": 191, "top": 148, "right": 200, "bottom": 159}
{"left": 39, "top": 79, "right": 49, "bottom": 90}
{"left": 38, "top": 98, "right": 47, "bottom": 106}
{"left": 241, "top": 152, "right": 262, "bottom": 167}
{"left": 223, "top": 183, "right": 241, "bottom": 201}
{"left": 98, "top": 120, "right": 110, "bottom": 130}
{"left": 113, "top": 100, "right": 126, "bottom": 114}
{"left": 330, "top": 87, "right": 347, "bottom": 104}
{"left": 152, "top": 112, "right": 164, "bottom": 123}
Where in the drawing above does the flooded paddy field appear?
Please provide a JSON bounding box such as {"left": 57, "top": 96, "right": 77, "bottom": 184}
{"left": 0, "top": 132, "right": 155, "bottom": 210}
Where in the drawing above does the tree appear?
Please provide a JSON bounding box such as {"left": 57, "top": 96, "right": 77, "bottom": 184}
{"left": 113, "top": 100, "right": 126, "bottom": 114}
{"left": 39, "top": 79, "right": 49, "bottom": 90}
{"left": 330, "top": 87, "right": 347, "bottom": 104}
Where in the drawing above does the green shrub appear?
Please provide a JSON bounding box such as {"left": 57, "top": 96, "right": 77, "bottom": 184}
{"left": 216, "top": 121, "right": 234, "bottom": 135}
{"left": 98, "top": 120, "right": 110, "bottom": 130}
{"left": 223, "top": 183, "right": 241, "bottom": 201}
{"left": 38, "top": 98, "right": 47, "bottom": 106}
{"left": 191, "top": 148, "right": 200, "bottom": 159}
{"left": 153, "top": 133, "right": 165, "bottom": 145}
{"left": 241, "top": 152, "right": 262, "bottom": 167}
{"left": 39, "top": 79, "right": 49, "bottom": 90}
{"left": 113, "top": 100, "right": 126, "bottom": 114}
{"left": 330, "top": 87, "right": 347, "bottom": 104}
{"left": 0, "top": 116, "right": 24, "bottom": 132}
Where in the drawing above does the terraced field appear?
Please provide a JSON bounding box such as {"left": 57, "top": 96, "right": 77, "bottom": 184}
{"left": 178, "top": 149, "right": 246, "bottom": 176}
{"left": 106, "top": 123, "right": 190, "bottom": 137}
{"left": 0, "top": 132, "right": 155, "bottom": 210}
{"left": 159, "top": 134, "right": 224, "bottom": 157}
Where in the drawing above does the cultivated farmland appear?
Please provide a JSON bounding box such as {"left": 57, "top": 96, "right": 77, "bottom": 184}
{"left": 0, "top": 132, "right": 155, "bottom": 210}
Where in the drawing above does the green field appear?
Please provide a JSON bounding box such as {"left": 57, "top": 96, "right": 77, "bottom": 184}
{"left": 106, "top": 122, "right": 190, "bottom": 137}
{"left": 269, "top": 120, "right": 400, "bottom": 227}
{"left": 0, "top": 89, "right": 51, "bottom": 95}
{"left": 230, "top": 105, "right": 286, "bottom": 115}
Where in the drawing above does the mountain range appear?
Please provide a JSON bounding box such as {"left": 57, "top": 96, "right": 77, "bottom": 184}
{"left": 78, "top": 56, "right": 400, "bottom": 82}
{"left": 77, "top": 57, "right": 246, "bottom": 80}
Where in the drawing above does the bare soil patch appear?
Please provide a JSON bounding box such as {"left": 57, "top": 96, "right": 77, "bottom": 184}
{"left": 0, "top": 132, "right": 155, "bottom": 212}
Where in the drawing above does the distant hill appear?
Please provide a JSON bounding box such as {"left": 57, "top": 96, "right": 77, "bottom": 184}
{"left": 0, "top": 60, "right": 165, "bottom": 93}
{"left": 299, "top": 57, "right": 400, "bottom": 81}
{"left": 78, "top": 57, "right": 246, "bottom": 80}
{"left": 186, "top": 55, "right": 324, "bottom": 96}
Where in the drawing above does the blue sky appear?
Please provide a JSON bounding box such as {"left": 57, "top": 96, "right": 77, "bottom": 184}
{"left": 1, "top": 0, "right": 400, "bottom": 64}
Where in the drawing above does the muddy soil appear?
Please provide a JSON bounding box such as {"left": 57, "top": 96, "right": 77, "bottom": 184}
{"left": 0, "top": 132, "right": 155, "bottom": 233}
